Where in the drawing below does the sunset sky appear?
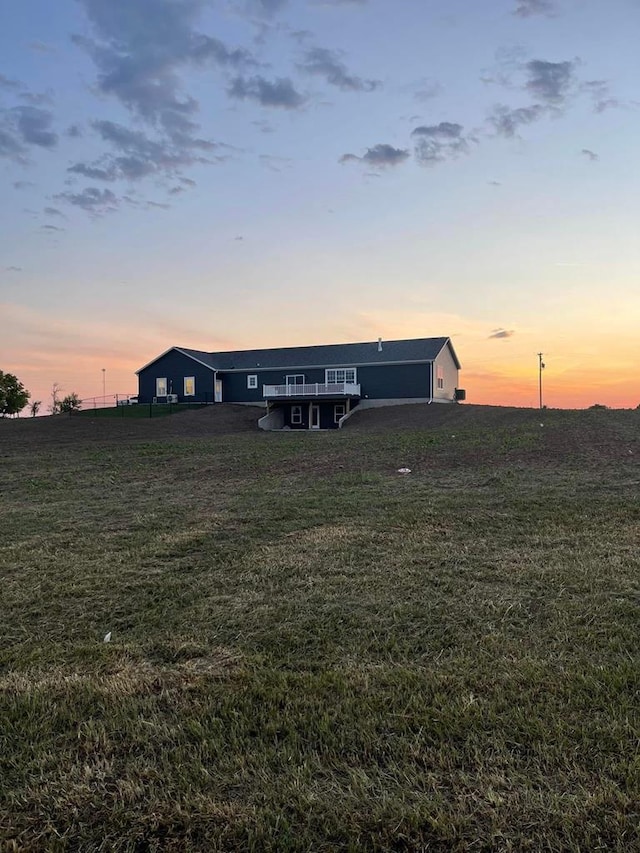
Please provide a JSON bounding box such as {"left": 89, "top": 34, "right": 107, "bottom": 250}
{"left": 1, "top": 0, "right": 639, "bottom": 411}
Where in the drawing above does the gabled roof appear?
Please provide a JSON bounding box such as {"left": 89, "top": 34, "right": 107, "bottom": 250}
{"left": 135, "top": 346, "right": 217, "bottom": 375}
{"left": 137, "top": 337, "right": 461, "bottom": 374}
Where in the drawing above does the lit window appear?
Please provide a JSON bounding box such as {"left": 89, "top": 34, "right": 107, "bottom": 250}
{"left": 436, "top": 365, "right": 444, "bottom": 390}
{"left": 334, "top": 404, "right": 346, "bottom": 423}
{"left": 291, "top": 405, "right": 302, "bottom": 424}
{"left": 247, "top": 375, "right": 258, "bottom": 389}
{"left": 184, "top": 376, "right": 195, "bottom": 396}
{"left": 326, "top": 368, "right": 356, "bottom": 384}
{"left": 156, "top": 377, "right": 167, "bottom": 397}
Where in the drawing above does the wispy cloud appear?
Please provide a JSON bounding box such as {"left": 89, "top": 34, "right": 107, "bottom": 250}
{"left": 228, "top": 75, "right": 306, "bottom": 108}
{"left": 411, "top": 122, "right": 470, "bottom": 165}
{"left": 525, "top": 59, "right": 575, "bottom": 104}
{"left": 513, "top": 0, "right": 556, "bottom": 18}
{"left": 489, "top": 328, "right": 515, "bottom": 339}
{"left": 5, "top": 266, "right": 22, "bottom": 272}
{"left": 66, "top": 0, "right": 254, "bottom": 209}
{"left": 581, "top": 148, "right": 599, "bottom": 161}
{"left": 298, "top": 47, "right": 380, "bottom": 92}
{"left": 582, "top": 79, "right": 619, "bottom": 113}
{"left": 54, "top": 187, "right": 120, "bottom": 215}
{"left": 74, "top": 0, "right": 254, "bottom": 135}
{"left": 489, "top": 104, "right": 545, "bottom": 137}
{"left": 0, "top": 105, "right": 58, "bottom": 162}
{"left": 67, "top": 120, "right": 228, "bottom": 183}
{"left": 339, "top": 143, "right": 409, "bottom": 168}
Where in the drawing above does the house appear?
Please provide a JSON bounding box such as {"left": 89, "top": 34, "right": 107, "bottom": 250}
{"left": 136, "top": 336, "right": 463, "bottom": 430}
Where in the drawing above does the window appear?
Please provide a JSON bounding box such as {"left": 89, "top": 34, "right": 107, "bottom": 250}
{"left": 184, "top": 376, "right": 195, "bottom": 396}
{"left": 286, "top": 374, "right": 305, "bottom": 386}
{"left": 291, "top": 405, "right": 302, "bottom": 425}
{"left": 247, "top": 374, "right": 258, "bottom": 389}
{"left": 436, "top": 365, "right": 444, "bottom": 390}
{"left": 334, "top": 404, "right": 346, "bottom": 424}
{"left": 325, "top": 368, "right": 357, "bottom": 384}
{"left": 156, "top": 377, "right": 167, "bottom": 397}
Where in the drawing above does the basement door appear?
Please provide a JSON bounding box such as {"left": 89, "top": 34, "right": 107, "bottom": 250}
{"left": 310, "top": 404, "right": 320, "bottom": 429}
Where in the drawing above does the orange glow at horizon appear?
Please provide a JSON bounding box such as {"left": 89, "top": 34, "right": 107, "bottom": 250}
{"left": 2, "top": 302, "right": 639, "bottom": 413}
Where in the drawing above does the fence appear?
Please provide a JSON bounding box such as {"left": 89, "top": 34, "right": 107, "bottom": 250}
{"left": 80, "top": 394, "right": 137, "bottom": 410}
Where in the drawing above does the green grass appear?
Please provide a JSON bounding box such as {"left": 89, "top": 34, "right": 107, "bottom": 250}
{"left": 76, "top": 402, "right": 208, "bottom": 418}
{"left": 1, "top": 407, "right": 639, "bottom": 850}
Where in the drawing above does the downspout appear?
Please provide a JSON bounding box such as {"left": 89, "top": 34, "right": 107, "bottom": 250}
{"left": 428, "top": 361, "right": 433, "bottom": 404}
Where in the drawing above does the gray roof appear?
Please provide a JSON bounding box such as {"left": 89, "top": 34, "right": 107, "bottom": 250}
{"left": 139, "top": 337, "right": 460, "bottom": 374}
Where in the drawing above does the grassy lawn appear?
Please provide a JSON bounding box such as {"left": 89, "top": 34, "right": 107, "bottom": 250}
{"left": 75, "top": 403, "right": 208, "bottom": 418}
{"left": 1, "top": 406, "right": 639, "bottom": 850}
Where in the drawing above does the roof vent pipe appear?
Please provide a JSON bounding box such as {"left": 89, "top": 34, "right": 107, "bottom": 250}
{"left": 377, "top": 337, "right": 383, "bottom": 352}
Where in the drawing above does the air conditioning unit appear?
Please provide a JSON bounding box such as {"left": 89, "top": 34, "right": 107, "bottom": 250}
{"left": 166, "top": 394, "right": 178, "bottom": 403}
{"left": 152, "top": 397, "right": 158, "bottom": 404}
{"left": 454, "top": 388, "right": 466, "bottom": 402}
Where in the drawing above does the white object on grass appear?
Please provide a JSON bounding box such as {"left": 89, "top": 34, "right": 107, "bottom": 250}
{"left": 397, "top": 467, "right": 411, "bottom": 474}
{"left": 103, "top": 631, "right": 112, "bottom": 643}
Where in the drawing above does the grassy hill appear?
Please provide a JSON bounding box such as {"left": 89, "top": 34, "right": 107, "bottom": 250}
{"left": 1, "top": 404, "right": 639, "bottom": 850}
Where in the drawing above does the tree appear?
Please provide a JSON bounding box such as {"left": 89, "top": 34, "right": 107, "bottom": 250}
{"left": 0, "top": 371, "right": 30, "bottom": 417}
{"left": 49, "top": 383, "right": 62, "bottom": 414}
{"left": 59, "top": 392, "right": 82, "bottom": 413}
{"left": 29, "top": 400, "right": 41, "bottom": 417}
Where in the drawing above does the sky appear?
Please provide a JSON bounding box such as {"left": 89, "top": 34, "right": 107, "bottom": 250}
{"left": 1, "top": 0, "right": 639, "bottom": 411}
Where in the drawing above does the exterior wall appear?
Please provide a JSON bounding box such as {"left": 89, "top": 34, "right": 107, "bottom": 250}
{"left": 258, "top": 408, "right": 284, "bottom": 430}
{"left": 138, "top": 355, "right": 441, "bottom": 406}
{"left": 357, "top": 363, "right": 431, "bottom": 400}
{"left": 138, "top": 351, "right": 215, "bottom": 403}
{"left": 263, "top": 402, "right": 349, "bottom": 430}
{"left": 219, "top": 362, "right": 432, "bottom": 404}
{"left": 220, "top": 368, "right": 318, "bottom": 405}
{"left": 432, "top": 344, "right": 459, "bottom": 401}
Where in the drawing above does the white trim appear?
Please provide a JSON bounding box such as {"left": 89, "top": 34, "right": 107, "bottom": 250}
{"left": 310, "top": 403, "right": 320, "bottom": 429}
{"left": 247, "top": 374, "right": 258, "bottom": 389}
{"left": 286, "top": 374, "right": 306, "bottom": 385}
{"left": 325, "top": 367, "right": 357, "bottom": 385}
{"left": 184, "top": 376, "right": 195, "bottom": 396}
{"left": 334, "top": 403, "right": 346, "bottom": 424}
{"left": 434, "top": 338, "right": 462, "bottom": 370}
{"left": 291, "top": 405, "right": 302, "bottom": 425}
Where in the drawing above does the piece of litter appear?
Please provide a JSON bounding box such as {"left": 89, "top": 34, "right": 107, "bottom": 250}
{"left": 103, "top": 632, "right": 112, "bottom": 643}
{"left": 397, "top": 467, "right": 411, "bottom": 474}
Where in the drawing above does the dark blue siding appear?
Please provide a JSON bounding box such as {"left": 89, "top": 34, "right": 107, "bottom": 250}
{"left": 279, "top": 402, "right": 347, "bottom": 430}
{"left": 357, "top": 363, "right": 431, "bottom": 399}
{"left": 138, "top": 355, "right": 432, "bottom": 406}
{"left": 138, "top": 351, "right": 215, "bottom": 403}
{"left": 220, "top": 362, "right": 431, "bottom": 403}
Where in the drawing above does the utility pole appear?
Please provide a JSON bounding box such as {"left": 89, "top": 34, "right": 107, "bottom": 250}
{"left": 102, "top": 368, "right": 106, "bottom": 400}
{"left": 537, "top": 353, "right": 545, "bottom": 409}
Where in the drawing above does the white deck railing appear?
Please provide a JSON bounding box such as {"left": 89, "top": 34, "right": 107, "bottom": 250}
{"left": 263, "top": 382, "right": 361, "bottom": 398}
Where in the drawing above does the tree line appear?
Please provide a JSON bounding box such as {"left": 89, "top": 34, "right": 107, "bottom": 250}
{"left": 0, "top": 372, "right": 81, "bottom": 417}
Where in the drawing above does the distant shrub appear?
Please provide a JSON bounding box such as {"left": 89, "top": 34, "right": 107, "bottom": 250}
{"left": 589, "top": 403, "right": 609, "bottom": 410}
{"left": 59, "top": 393, "right": 82, "bottom": 413}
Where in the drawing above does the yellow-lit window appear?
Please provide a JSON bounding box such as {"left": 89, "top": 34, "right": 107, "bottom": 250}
{"left": 184, "top": 376, "right": 195, "bottom": 396}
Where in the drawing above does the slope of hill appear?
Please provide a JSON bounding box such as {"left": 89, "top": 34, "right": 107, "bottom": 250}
{"left": 1, "top": 405, "right": 638, "bottom": 850}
